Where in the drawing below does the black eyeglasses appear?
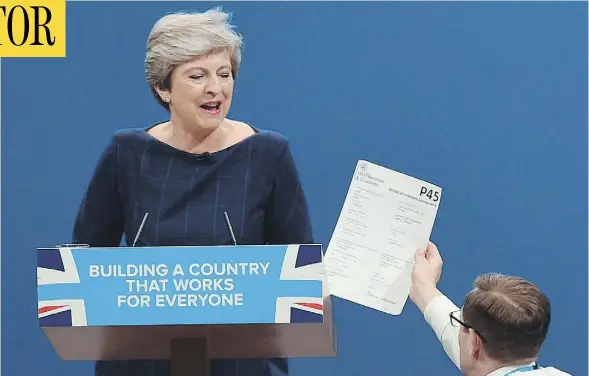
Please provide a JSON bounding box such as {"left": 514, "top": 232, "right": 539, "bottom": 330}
{"left": 449, "top": 310, "right": 486, "bottom": 342}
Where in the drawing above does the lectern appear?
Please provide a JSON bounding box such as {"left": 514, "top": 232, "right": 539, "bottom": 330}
{"left": 37, "top": 244, "right": 337, "bottom": 375}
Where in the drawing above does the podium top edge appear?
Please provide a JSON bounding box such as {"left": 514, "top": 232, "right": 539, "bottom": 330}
{"left": 37, "top": 243, "right": 324, "bottom": 250}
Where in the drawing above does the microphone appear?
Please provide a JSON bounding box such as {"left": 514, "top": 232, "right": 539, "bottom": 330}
{"left": 223, "top": 211, "right": 237, "bottom": 245}
{"left": 195, "top": 152, "right": 214, "bottom": 161}
{"left": 132, "top": 213, "right": 150, "bottom": 247}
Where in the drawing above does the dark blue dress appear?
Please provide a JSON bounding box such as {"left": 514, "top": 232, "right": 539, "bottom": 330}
{"left": 72, "top": 124, "right": 314, "bottom": 376}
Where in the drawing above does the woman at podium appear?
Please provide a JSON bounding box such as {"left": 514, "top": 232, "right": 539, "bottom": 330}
{"left": 72, "top": 7, "right": 313, "bottom": 376}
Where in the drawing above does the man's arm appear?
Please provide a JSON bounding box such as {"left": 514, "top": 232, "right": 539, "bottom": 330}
{"left": 409, "top": 243, "right": 462, "bottom": 370}
{"left": 422, "top": 291, "right": 462, "bottom": 369}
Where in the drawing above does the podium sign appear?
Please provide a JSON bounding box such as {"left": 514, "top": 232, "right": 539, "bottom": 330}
{"left": 37, "top": 244, "right": 336, "bottom": 361}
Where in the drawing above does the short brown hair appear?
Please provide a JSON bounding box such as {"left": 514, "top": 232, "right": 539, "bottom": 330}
{"left": 145, "top": 8, "right": 243, "bottom": 111}
{"left": 462, "top": 273, "right": 551, "bottom": 362}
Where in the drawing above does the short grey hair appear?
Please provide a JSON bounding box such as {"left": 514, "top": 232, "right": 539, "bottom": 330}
{"left": 145, "top": 7, "right": 243, "bottom": 109}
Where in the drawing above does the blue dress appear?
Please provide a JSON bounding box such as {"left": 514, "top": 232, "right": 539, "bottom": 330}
{"left": 72, "top": 124, "right": 314, "bottom": 376}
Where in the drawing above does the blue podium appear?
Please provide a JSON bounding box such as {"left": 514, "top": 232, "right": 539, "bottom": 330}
{"left": 37, "top": 243, "right": 337, "bottom": 375}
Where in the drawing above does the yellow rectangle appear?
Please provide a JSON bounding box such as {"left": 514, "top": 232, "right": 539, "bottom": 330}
{"left": 0, "top": 0, "right": 66, "bottom": 57}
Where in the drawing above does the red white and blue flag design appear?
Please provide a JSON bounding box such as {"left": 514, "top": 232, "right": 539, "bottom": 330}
{"left": 275, "top": 244, "right": 326, "bottom": 324}
{"left": 37, "top": 244, "right": 327, "bottom": 327}
{"left": 37, "top": 248, "right": 87, "bottom": 326}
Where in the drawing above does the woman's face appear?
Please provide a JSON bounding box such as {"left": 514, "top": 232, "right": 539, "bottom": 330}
{"left": 163, "top": 49, "right": 234, "bottom": 131}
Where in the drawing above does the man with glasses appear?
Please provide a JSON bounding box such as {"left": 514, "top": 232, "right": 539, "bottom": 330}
{"left": 409, "top": 241, "right": 570, "bottom": 376}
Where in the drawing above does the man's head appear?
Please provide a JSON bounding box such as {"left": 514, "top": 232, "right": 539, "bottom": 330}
{"left": 454, "top": 273, "right": 551, "bottom": 375}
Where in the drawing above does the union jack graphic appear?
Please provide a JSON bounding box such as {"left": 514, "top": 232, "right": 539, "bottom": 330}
{"left": 275, "top": 244, "right": 326, "bottom": 324}
{"left": 37, "top": 244, "right": 327, "bottom": 327}
{"left": 37, "top": 248, "right": 87, "bottom": 326}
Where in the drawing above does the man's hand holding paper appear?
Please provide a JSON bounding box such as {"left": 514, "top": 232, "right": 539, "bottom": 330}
{"left": 324, "top": 160, "right": 442, "bottom": 315}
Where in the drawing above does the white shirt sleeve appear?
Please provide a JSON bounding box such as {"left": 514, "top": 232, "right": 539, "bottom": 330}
{"left": 423, "top": 294, "right": 462, "bottom": 370}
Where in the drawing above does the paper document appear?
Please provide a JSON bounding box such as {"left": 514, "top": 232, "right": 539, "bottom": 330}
{"left": 324, "top": 160, "right": 442, "bottom": 316}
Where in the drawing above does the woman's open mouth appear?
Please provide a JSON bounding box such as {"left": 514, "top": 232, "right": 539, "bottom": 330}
{"left": 200, "top": 101, "right": 222, "bottom": 115}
